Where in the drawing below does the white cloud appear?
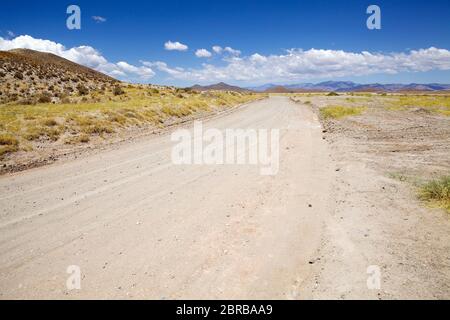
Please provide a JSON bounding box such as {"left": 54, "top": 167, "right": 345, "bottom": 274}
{"left": 224, "top": 46, "right": 241, "bottom": 56}
{"left": 116, "top": 61, "right": 155, "bottom": 78}
{"left": 143, "top": 61, "right": 185, "bottom": 77}
{"left": 0, "top": 35, "right": 155, "bottom": 80}
{"left": 164, "top": 41, "right": 188, "bottom": 51}
{"left": 195, "top": 48, "right": 212, "bottom": 58}
{"left": 249, "top": 53, "right": 267, "bottom": 63}
{"left": 153, "top": 47, "right": 450, "bottom": 83}
{"left": 3, "top": 35, "right": 449, "bottom": 85}
{"left": 211, "top": 45, "right": 241, "bottom": 56}
{"left": 7, "top": 30, "right": 15, "bottom": 37}
{"left": 92, "top": 16, "right": 107, "bottom": 23}
{"left": 212, "top": 45, "right": 223, "bottom": 54}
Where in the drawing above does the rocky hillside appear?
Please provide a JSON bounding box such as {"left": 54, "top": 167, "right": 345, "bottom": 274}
{"left": 0, "top": 49, "right": 119, "bottom": 104}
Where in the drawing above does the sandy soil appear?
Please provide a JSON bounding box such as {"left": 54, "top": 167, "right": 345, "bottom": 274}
{"left": 0, "top": 96, "right": 449, "bottom": 299}
{"left": 297, "top": 95, "right": 450, "bottom": 299}
{"left": 0, "top": 96, "right": 334, "bottom": 299}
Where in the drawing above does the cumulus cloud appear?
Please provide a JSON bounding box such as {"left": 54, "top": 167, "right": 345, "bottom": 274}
{"left": 0, "top": 35, "right": 154, "bottom": 81}
{"left": 195, "top": 48, "right": 212, "bottom": 58}
{"left": 4, "top": 35, "right": 449, "bottom": 85}
{"left": 164, "top": 40, "right": 188, "bottom": 51}
{"left": 153, "top": 47, "right": 450, "bottom": 83}
{"left": 211, "top": 45, "right": 241, "bottom": 56}
{"left": 212, "top": 45, "right": 223, "bottom": 54}
{"left": 223, "top": 46, "right": 241, "bottom": 56}
{"left": 116, "top": 61, "right": 155, "bottom": 78}
{"left": 92, "top": 16, "right": 107, "bottom": 23}
{"left": 142, "top": 61, "right": 185, "bottom": 77}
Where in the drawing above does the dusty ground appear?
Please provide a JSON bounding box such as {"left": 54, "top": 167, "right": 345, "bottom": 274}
{"left": 0, "top": 96, "right": 334, "bottom": 299}
{"left": 0, "top": 95, "right": 449, "bottom": 299}
{"left": 294, "top": 94, "right": 450, "bottom": 299}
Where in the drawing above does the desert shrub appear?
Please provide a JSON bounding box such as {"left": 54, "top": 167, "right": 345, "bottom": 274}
{"left": 18, "top": 98, "right": 36, "bottom": 105}
{"left": 103, "top": 111, "right": 127, "bottom": 125}
{"left": 0, "top": 134, "right": 19, "bottom": 146}
{"left": 83, "top": 123, "right": 114, "bottom": 135}
{"left": 23, "top": 128, "right": 43, "bottom": 141}
{"left": 8, "top": 93, "right": 18, "bottom": 102}
{"left": 0, "top": 145, "right": 19, "bottom": 157}
{"left": 37, "top": 92, "right": 52, "bottom": 103}
{"left": 76, "top": 84, "right": 89, "bottom": 96}
{"left": 419, "top": 176, "right": 450, "bottom": 213}
{"left": 161, "top": 105, "right": 192, "bottom": 117}
{"left": 113, "top": 85, "right": 125, "bottom": 96}
{"left": 23, "top": 126, "right": 61, "bottom": 141}
{"left": 42, "top": 118, "right": 58, "bottom": 127}
{"left": 65, "top": 134, "right": 90, "bottom": 144}
{"left": 14, "top": 72, "right": 23, "bottom": 80}
{"left": 327, "top": 92, "right": 339, "bottom": 96}
{"left": 78, "top": 134, "right": 90, "bottom": 143}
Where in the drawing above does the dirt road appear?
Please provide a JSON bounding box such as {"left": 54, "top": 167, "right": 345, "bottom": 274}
{"left": 1, "top": 96, "right": 448, "bottom": 299}
{"left": 0, "top": 96, "right": 336, "bottom": 299}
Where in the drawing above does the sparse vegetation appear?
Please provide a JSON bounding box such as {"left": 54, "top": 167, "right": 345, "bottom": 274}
{"left": 320, "top": 105, "right": 366, "bottom": 119}
{"left": 386, "top": 95, "right": 450, "bottom": 116}
{"left": 76, "top": 84, "right": 89, "bottom": 96}
{"left": 0, "top": 83, "right": 262, "bottom": 158}
{"left": 0, "top": 49, "right": 263, "bottom": 161}
{"left": 41, "top": 118, "right": 58, "bottom": 127}
{"left": 0, "top": 134, "right": 19, "bottom": 158}
{"left": 37, "top": 92, "right": 52, "bottom": 103}
{"left": 0, "top": 134, "right": 19, "bottom": 146}
{"left": 113, "top": 85, "right": 125, "bottom": 96}
{"left": 419, "top": 176, "right": 450, "bottom": 213}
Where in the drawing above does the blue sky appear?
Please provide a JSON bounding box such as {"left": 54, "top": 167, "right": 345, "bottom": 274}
{"left": 1, "top": 0, "right": 450, "bottom": 86}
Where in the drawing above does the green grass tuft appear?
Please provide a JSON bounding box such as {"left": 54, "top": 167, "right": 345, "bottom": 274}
{"left": 0, "top": 134, "right": 19, "bottom": 146}
{"left": 320, "top": 105, "right": 366, "bottom": 119}
{"left": 419, "top": 176, "right": 450, "bottom": 213}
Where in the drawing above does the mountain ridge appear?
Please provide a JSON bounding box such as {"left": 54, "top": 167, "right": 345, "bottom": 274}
{"left": 249, "top": 81, "right": 450, "bottom": 92}
{"left": 190, "top": 82, "right": 252, "bottom": 92}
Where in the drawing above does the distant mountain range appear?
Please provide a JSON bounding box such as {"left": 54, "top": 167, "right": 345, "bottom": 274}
{"left": 248, "top": 81, "right": 450, "bottom": 93}
{"left": 190, "top": 82, "right": 252, "bottom": 92}
{"left": 189, "top": 81, "right": 450, "bottom": 93}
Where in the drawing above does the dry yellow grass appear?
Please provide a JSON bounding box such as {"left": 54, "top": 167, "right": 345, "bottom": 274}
{"left": 320, "top": 105, "right": 366, "bottom": 119}
{"left": 0, "top": 85, "right": 263, "bottom": 158}
{"left": 385, "top": 95, "right": 450, "bottom": 115}
{"left": 419, "top": 176, "right": 450, "bottom": 213}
